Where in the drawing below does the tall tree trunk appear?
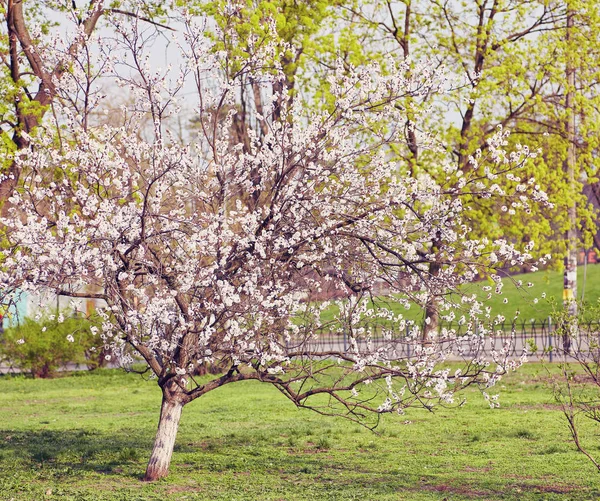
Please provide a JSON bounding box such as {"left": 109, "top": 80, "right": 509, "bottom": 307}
{"left": 423, "top": 260, "right": 441, "bottom": 345}
{"left": 563, "top": 1, "right": 577, "bottom": 354}
{"left": 144, "top": 394, "right": 184, "bottom": 481}
{"left": 423, "top": 237, "right": 442, "bottom": 344}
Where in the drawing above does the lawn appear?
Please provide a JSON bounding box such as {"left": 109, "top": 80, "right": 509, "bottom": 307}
{"left": 1, "top": 365, "right": 600, "bottom": 500}
{"left": 319, "top": 264, "right": 600, "bottom": 328}
{"left": 470, "top": 264, "right": 600, "bottom": 323}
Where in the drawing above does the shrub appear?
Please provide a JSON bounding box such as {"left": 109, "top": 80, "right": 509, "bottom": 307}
{"left": 0, "top": 312, "right": 105, "bottom": 378}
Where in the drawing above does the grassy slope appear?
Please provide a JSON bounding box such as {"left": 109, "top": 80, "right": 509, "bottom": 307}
{"left": 320, "top": 265, "right": 600, "bottom": 327}
{"left": 471, "top": 264, "right": 600, "bottom": 323}
{"left": 1, "top": 367, "right": 600, "bottom": 500}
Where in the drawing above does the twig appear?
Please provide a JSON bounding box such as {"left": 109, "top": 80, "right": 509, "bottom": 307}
{"left": 562, "top": 364, "right": 600, "bottom": 472}
{"left": 110, "top": 9, "right": 175, "bottom": 32}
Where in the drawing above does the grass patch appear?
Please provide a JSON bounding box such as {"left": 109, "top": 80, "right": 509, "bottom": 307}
{"left": 1, "top": 365, "right": 600, "bottom": 500}
{"left": 511, "top": 428, "right": 538, "bottom": 440}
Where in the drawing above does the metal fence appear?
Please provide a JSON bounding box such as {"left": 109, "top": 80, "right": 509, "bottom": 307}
{"left": 3, "top": 319, "right": 600, "bottom": 376}
{"left": 291, "top": 319, "right": 600, "bottom": 361}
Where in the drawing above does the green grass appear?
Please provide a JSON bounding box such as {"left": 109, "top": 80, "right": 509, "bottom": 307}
{"left": 1, "top": 366, "right": 600, "bottom": 500}
{"left": 470, "top": 264, "right": 600, "bottom": 323}
{"left": 319, "top": 265, "right": 600, "bottom": 327}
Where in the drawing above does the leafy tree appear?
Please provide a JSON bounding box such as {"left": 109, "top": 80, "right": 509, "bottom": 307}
{"left": 0, "top": 6, "right": 548, "bottom": 480}
{"left": 334, "top": 0, "right": 600, "bottom": 335}
{"left": 0, "top": 0, "right": 173, "bottom": 204}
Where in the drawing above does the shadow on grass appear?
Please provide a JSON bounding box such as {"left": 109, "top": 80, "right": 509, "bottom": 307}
{"left": 0, "top": 428, "right": 595, "bottom": 500}
{"left": 0, "top": 428, "right": 186, "bottom": 478}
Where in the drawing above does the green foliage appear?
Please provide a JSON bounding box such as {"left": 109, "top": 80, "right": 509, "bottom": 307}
{"left": 201, "top": 0, "right": 335, "bottom": 81}
{"left": 331, "top": 0, "right": 600, "bottom": 265}
{"left": 197, "top": 0, "right": 600, "bottom": 268}
{"left": 0, "top": 312, "right": 104, "bottom": 378}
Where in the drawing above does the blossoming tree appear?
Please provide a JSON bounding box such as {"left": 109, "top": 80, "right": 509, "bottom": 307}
{"left": 0, "top": 6, "right": 549, "bottom": 480}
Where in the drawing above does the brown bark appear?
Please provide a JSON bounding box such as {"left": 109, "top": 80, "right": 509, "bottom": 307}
{"left": 423, "top": 256, "right": 441, "bottom": 344}
{"left": 144, "top": 392, "right": 184, "bottom": 481}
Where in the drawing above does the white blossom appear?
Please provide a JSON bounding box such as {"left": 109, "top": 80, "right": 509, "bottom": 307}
{"left": 0, "top": 5, "right": 551, "bottom": 447}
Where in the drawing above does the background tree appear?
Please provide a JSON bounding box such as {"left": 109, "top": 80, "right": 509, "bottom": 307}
{"left": 0, "top": 6, "right": 547, "bottom": 481}
{"left": 333, "top": 0, "right": 600, "bottom": 335}
{"left": 0, "top": 0, "right": 173, "bottom": 204}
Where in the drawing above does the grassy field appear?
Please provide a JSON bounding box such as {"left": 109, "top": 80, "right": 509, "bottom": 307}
{"left": 320, "top": 264, "right": 600, "bottom": 327}
{"left": 469, "top": 264, "right": 600, "bottom": 323}
{"left": 1, "top": 365, "right": 600, "bottom": 500}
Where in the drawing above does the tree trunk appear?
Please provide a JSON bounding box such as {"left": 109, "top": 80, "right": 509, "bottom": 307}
{"left": 423, "top": 285, "right": 440, "bottom": 345}
{"left": 563, "top": 1, "right": 577, "bottom": 354}
{"left": 423, "top": 241, "right": 442, "bottom": 345}
{"left": 144, "top": 394, "right": 184, "bottom": 481}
